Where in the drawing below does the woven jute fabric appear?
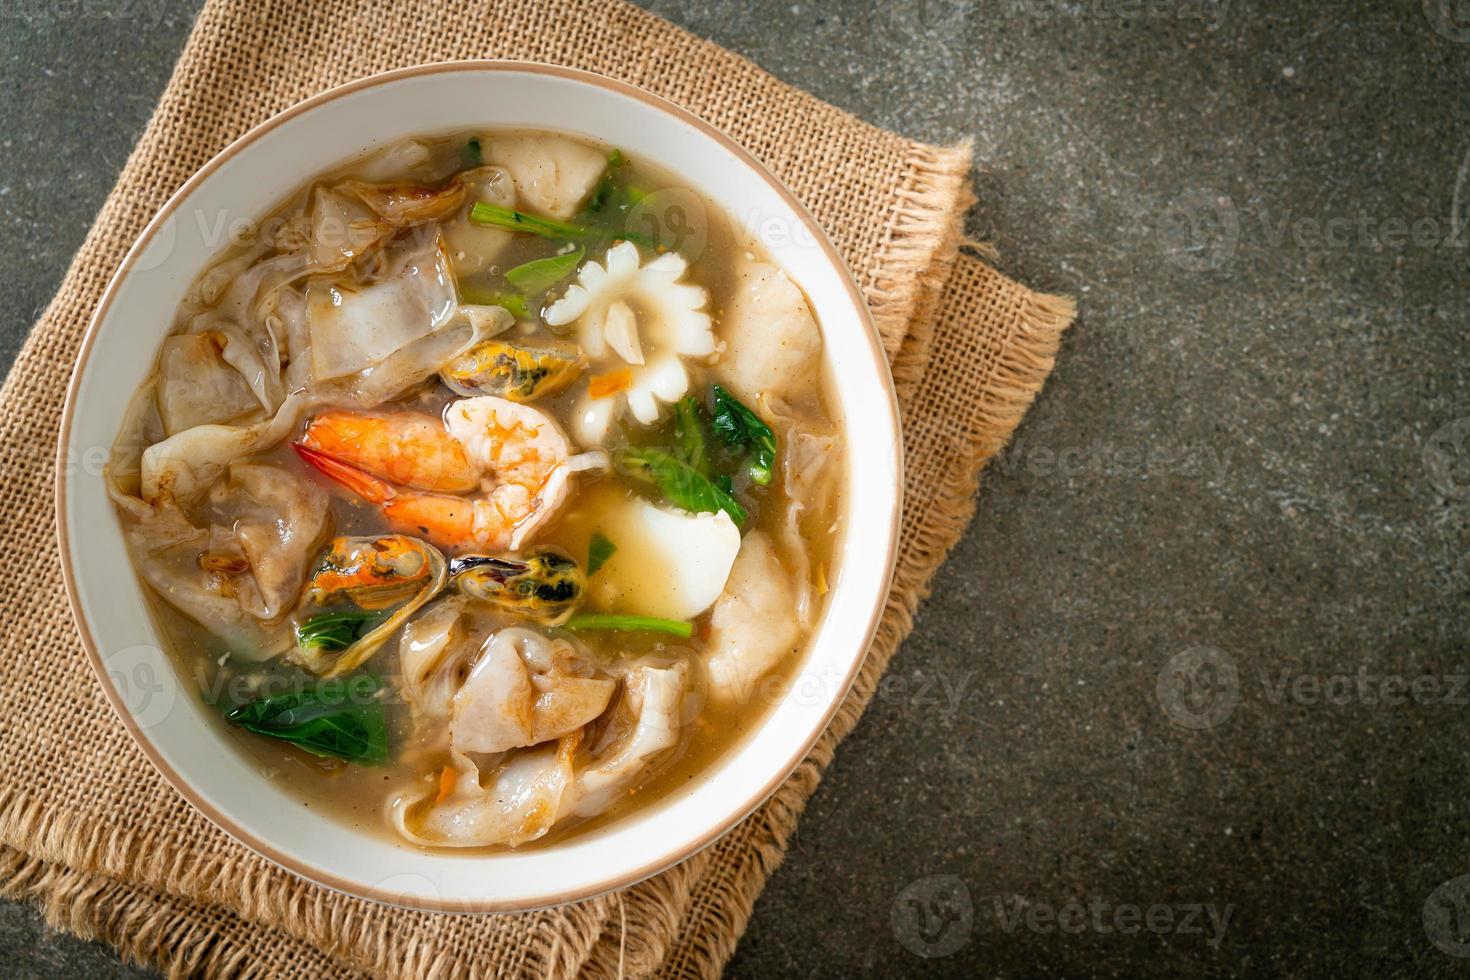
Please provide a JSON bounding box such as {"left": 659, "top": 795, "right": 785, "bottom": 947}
{"left": 0, "top": 0, "right": 1075, "bottom": 976}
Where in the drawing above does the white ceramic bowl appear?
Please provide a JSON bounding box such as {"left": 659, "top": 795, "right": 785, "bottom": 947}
{"left": 58, "top": 62, "right": 900, "bottom": 911}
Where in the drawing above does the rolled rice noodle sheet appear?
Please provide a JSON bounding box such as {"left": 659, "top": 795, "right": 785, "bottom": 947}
{"left": 350, "top": 139, "right": 434, "bottom": 182}
{"left": 392, "top": 736, "right": 580, "bottom": 848}
{"left": 108, "top": 462, "right": 327, "bottom": 654}
{"left": 318, "top": 308, "right": 502, "bottom": 408}
{"left": 399, "top": 596, "right": 488, "bottom": 722}
{"left": 140, "top": 392, "right": 305, "bottom": 506}
{"left": 155, "top": 332, "right": 263, "bottom": 435}
{"left": 308, "top": 186, "right": 391, "bottom": 273}
{"left": 570, "top": 661, "right": 687, "bottom": 818}
{"left": 337, "top": 177, "right": 467, "bottom": 228}
{"left": 450, "top": 628, "right": 615, "bottom": 756}
{"left": 306, "top": 239, "right": 457, "bottom": 381}
{"left": 207, "top": 462, "right": 330, "bottom": 622}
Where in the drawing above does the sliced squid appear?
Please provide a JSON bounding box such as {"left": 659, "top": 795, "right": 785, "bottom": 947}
{"left": 715, "top": 259, "right": 822, "bottom": 404}
{"left": 544, "top": 241, "right": 715, "bottom": 446}
{"left": 704, "top": 532, "right": 801, "bottom": 705}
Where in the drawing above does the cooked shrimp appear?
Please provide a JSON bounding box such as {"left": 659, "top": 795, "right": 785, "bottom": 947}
{"left": 294, "top": 396, "right": 574, "bottom": 552}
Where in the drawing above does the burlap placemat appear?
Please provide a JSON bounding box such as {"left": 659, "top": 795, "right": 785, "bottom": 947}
{"left": 0, "top": 1, "right": 1074, "bottom": 976}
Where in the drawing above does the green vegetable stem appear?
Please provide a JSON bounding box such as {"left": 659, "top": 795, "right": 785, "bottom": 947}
{"left": 564, "top": 614, "right": 693, "bottom": 638}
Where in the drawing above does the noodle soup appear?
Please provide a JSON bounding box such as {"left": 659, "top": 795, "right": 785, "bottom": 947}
{"left": 108, "top": 130, "right": 843, "bottom": 849}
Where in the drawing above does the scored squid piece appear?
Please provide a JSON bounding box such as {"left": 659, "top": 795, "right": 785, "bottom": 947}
{"left": 543, "top": 240, "right": 715, "bottom": 448}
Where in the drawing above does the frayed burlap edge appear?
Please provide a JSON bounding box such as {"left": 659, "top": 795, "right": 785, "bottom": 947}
{"left": 0, "top": 848, "right": 366, "bottom": 979}
{"left": 862, "top": 141, "right": 974, "bottom": 359}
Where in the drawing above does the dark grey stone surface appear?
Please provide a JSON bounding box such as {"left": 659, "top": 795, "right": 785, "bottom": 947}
{"left": 2, "top": 1, "right": 1468, "bottom": 976}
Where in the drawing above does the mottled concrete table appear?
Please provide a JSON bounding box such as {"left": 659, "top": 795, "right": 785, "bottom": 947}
{"left": 4, "top": 1, "right": 1469, "bottom": 976}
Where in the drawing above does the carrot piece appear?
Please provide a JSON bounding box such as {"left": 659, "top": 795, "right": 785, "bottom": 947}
{"left": 435, "top": 765, "right": 458, "bottom": 805}
{"left": 588, "top": 369, "right": 632, "bottom": 399}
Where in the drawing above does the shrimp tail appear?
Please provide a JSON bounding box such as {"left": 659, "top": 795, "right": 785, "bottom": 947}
{"left": 294, "top": 444, "right": 397, "bottom": 503}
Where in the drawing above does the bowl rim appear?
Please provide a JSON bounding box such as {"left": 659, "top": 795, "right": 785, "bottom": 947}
{"left": 55, "top": 59, "right": 902, "bottom": 912}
